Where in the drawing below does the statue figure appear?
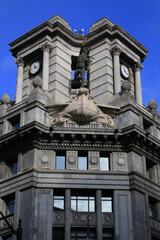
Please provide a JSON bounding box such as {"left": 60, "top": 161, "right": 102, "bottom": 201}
{"left": 72, "top": 38, "right": 91, "bottom": 88}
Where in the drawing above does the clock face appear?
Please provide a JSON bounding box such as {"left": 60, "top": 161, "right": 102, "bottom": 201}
{"left": 121, "top": 65, "right": 129, "bottom": 78}
{"left": 30, "top": 61, "right": 41, "bottom": 74}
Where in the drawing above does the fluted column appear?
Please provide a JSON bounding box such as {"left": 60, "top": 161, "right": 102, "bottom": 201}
{"left": 96, "top": 190, "right": 102, "bottom": 240}
{"left": 41, "top": 42, "right": 52, "bottom": 91}
{"left": 134, "top": 62, "right": 143, "bottom": 106}
{"left": 15, "top": 57, "right": 24, "bottom": 104}
{"left": 65, "top": 189, "right": 71, "bottom": 240}
{"left": 111, "top": 45, "right": 122, "bottom": 94}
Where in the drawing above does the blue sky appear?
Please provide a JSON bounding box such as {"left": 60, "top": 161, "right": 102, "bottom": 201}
{"left": 0, "top": 0, "right": 160, "bottom": 110}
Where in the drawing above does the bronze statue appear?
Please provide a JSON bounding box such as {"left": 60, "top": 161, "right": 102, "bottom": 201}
{"left": 73, "top": 38, "right": 91, "bottom": 88}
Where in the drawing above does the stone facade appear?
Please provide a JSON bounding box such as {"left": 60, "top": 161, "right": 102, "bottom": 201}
{"left": 0, "top": 15, "right": 160, "bottom": 240}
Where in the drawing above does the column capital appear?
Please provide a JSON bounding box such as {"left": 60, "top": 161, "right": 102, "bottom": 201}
{"left": 41, "top": 42, "right": 52, "bottom": 52}
{"left": 15, "top": 57, "right": 24, "bottom": 67}
{"left": 111, "top": 45, "right": 122, "bottom": 56}
{"left": 133, "top": 62, "right": 143, "bottom": 71}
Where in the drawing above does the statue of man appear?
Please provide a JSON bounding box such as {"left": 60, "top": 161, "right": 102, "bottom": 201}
{"left": 74, "top": 38, "right": 90, "bottom": 88}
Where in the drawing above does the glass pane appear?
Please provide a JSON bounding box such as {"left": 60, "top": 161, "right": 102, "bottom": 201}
{"left": 102, "top": 200, "right": 112, "bottom": 212}
{"left": 11, "top": 162, "right": 18, "bottom": 175}
{"left": 54, "top": 199, "right": 64, "bottom": 210}
{"left": 89, "top": 200, "right": 95, "bottom": 212}
{"left": 71, "top": 200, "right": 76, "bottom": 211}
{"left": 78, "top": 199, "right": 88, "bottom": 212}
{"left": 78, "top": 157, "right": 87, "bottom": 170}
{"left": 56, "top": 156, "right": 65, "bottom": 169}
{"left": 100, "top": 157, "right": 109, "bottom": 171}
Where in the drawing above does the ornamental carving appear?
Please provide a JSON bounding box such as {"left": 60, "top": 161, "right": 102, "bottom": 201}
{"left": 15, "top": 57, "right": 24, "bottom": 67}
{"left": 151, "top": 218, "right": 160, "bottom": 232}
{"left": 133, "top": 62, "right": 143, "bottom": 71}
{"left": 55, "top": 213, "right": 63, "bottom": 223}
{"left": 46, "top": 88, "right": 120, "bottom": 128}
{"left": 73, "top": 214, "right": 81, "bottom": 222}
{"left": 41, "top": 155, "right": 49, "bottom": 168}
{"left": 104, "top": 213, "right": 113, "bottom": 224}
{"left": 111, "top": 45, "right": 122, "bottom": 56}
{"left": 41, "top": 42, "right": 52, "bottom": 52}
{"left": 90, "top": 157, "right": 98, "bottom": 164}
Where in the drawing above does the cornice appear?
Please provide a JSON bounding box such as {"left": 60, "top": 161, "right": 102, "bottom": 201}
{"left": 9, "top": 16, "right": 148, "bottom": 61}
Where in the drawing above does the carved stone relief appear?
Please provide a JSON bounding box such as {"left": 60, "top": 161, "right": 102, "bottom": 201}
{"left": 66, "top": 151, "right": 77, "bottom": 169}
{"left": 41, "top": 150, "right": 49, "bottom": 168}
{"left": 88, "top": 151, "right": 99, "bottom": 170}
{"left": 103, "top": 213, "right": 113, "bottom": 225}
{"left": 72, "top": 213, "right": 95, "bottom": 224}
{"left": 111, "top": 152, "right": 128, "bottom": 171}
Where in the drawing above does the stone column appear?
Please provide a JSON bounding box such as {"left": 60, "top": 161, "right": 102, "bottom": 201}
{"left": 111, "top": 45, "right": 122, "bottom": 94}
{"left": 96, "top": 190, "right": 102, "bottom": 240}
{"left": 15, "top": 57, "right": 24, "bottom": 104}
{"left": 41, "top": 42, "right": 52, "bottom": 91}
{"left": 65, "top": 189, "right": 71, "bottom": 240}
{"left": 134, "top": 62, "right": 143, "bottom": 106}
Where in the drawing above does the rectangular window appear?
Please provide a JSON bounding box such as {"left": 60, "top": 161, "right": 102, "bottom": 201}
{"left": 71, "top": 196, "right": 95, "bottom": 212}
{"left": 53, "top": 196, "right": 64, "bottom": 211}
{"left": 71, "top": 228, "right": 95, "bottom": 240}
{"left": 101, "top": 197, "right": 112, "bottom": 213}
{"left": 149, "top": 197, "right": 159, "bottom": 220}
{"left": 100, "top": 157, "right": 109, "bottom": 171}
{"left": 78, "top": 156, "right": 87, "bottom": 170}
{"left": 8, "top": 115, "right": 20, "bottom": 132}
{"left": 56, "top": 152, "right": 66, "bottom": 169}
{"left": 103, "top": 229, "right": 114, "bottom": 240}
{"left": 146, "top": 159, "right": 155, "bottom": 181}
{"left": 6, "top": 199, "right": 15, "bottom": 216}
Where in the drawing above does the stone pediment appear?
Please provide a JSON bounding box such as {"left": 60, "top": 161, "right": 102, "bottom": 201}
{"left": 45, "top": 88, "right": 120, "bottom": 128}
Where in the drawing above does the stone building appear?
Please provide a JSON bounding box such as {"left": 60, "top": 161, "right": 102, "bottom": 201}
{"left": 0, "top": 15, "right": 160, "bottom": 240}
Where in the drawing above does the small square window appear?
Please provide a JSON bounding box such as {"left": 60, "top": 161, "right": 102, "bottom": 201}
{"left": 8, "top": 115, "right": 20, "bottom": 132}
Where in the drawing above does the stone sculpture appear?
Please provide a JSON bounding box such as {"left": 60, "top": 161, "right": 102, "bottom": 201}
{"left": 45, "top": 88, "right": 120, "bottom": 128}
{"left": 72, "top": 38, "right": 92, "bottom": 88}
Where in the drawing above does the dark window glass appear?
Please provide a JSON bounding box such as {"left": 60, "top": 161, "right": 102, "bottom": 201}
{"left": 52, "top": 228, "right": 64, "bottom": 240}
{"left": 2, "top": 235, "right": 13, "bottom": 240}
{"left": 71, "top": 228, "right": 95, "bottom": 240}
{"left": 56, "top": 156, "right": 65, "bottom": 169}
{"left": 8, "top": 115, "right": 20, "bottom": 131}
{"left": 103, "top": 229, "right": 114, "bottom": 240}
{"left": 6, "top": 199, "right": 15, "bottom": 216}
